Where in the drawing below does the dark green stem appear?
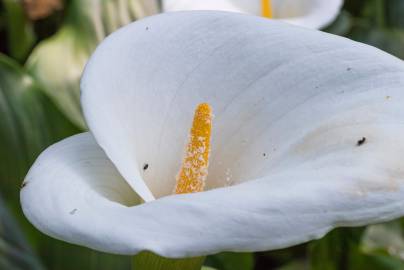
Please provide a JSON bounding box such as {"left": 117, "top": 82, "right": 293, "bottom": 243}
{"left": 132, "top": 252, "right": 205, "bottom": 270}
{"left": 374, "top": 0, "right": 386, "bottom": 28}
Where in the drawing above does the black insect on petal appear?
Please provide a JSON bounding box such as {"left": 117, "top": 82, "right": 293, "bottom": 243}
{"left": 357, "top": 137, "right": 366, "bottom": 146}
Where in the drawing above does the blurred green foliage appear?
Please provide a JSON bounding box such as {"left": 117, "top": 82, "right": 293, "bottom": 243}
{"left": 326, "top": 0, "right": 404, "bottom": 59}
{"left": 0, "top": 53, "right": 78, "bottom": 200}
{"left": 0, "top": 0, "right": 404, "bottom": 269}
{"left": 0, "top": 194, "right": 44, "bottom": 270}
{"left": 1, "top": 0, "right": 35, "bottom": 61}
{"left": 26, "top": 0, "right": 159, "bottom": 128}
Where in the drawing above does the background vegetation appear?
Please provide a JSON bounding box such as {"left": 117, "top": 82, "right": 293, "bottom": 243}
{"left": 0, "top": 0, "right": 403, "bottom": 269}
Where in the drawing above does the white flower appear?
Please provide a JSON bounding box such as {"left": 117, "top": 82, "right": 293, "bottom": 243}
{"left": 21, "top": 11, "right": 404, "bottom": 258}
{"left": 163, "top": 0, "right": 343, "bottom": 29}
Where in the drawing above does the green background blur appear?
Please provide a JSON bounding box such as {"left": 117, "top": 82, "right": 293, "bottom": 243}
{"left": 1, "top": 0, "right": 404, "bottom": 269}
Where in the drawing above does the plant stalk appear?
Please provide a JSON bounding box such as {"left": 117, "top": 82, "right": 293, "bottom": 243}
{"left": 132, "top": 252, "right": 205, "bottom": 270}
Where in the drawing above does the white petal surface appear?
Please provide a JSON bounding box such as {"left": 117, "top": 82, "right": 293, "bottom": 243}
{"left": 21, "top": 11, "right": 404, "bottom": 256}
{"left": 162, "top": 0, "right": 343, "bottom": 29}
{"left": 20, "top": 133, "right": 142, "bottom": 250}
{"left": 21, "top": 130, "right": 404, "bottom": 257}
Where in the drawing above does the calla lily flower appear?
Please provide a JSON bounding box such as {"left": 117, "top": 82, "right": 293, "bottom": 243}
{"left": 162, "top": 0, "right": 344, "bottom": 29}
{"left": 21, "top": 11, "right": 404, "bottom": 258}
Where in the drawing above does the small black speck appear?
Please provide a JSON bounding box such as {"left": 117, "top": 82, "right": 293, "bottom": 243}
{"left": 21, "top": 181, "right": 27, "bottom": 189}
{"left": 70, "top": 209, "right": 77, "bottom": 215}
{"left": 262, "top": 153, "right": 267, "bottom": 157}
{"left": 357, "top": 137, "right": 366, "bottom": 146}
{"left": 145, "top": 26, "right": 149, "bottom": 30}
{"left": 347, "top": 67, "right": 352, "bottom": 71}
{"left": 315, "top": 86, "right": 319, "bottom": 89}
{"left": 143, "top": 164, "right": 149, "bottom": 171}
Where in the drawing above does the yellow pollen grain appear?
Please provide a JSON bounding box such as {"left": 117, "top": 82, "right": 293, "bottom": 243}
{"left": 174, "top": 103, "right": 212, "bottom": 194}
{"left": 261, "top": 0, "right": 273, "bottom": 18}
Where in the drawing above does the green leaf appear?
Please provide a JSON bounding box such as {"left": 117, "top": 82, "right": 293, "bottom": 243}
{"left": 343, "top": 0, "right": 369, "bottom": 17}
{"left": 276, "top": 260, "right": 308, "bottom": 270}
{"left": 309, "top": 226, "right": 404, "bottom": 270}
{"left": 361, "top": 221, "right": 404, "bottom": 265}
{"left": 386, "top": 0, "right": 404, "bottom": 28}
{"left": 359, "top": 0, "right": 386, "bottom": 27}
{"left": 36, "top": 241, "right": 131, "bottom": 270}
{"left": 308, "top": 228, "right": 365, "bottom": 270}
{"left": 0, "top": 53, "right": 79, "bottom": 201}
{"left": 26, "top": 0, "right": 159, "bottom": 128}
{"left": 0, "top": 194, "right": 44, "bottom": 270}
{"left": 348, "top": 26, "right": 404, "bottom": 60}
{"left": 1, "top": 0, "right": 35, "bottom": 62}
{"left": 205, "top": 252, "right": 254, "bottom": 270}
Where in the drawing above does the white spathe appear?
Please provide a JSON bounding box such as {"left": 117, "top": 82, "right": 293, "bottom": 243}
{"left": 21, "top": 11, "right": 404, "bottom": 258}
{"left": 162, "top": 0, "right": 344, "bottom": 29}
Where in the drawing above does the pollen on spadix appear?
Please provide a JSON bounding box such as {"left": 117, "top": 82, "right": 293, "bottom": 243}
{"left": 174, "top": 103, "right": 212, "bottom": 194}
{"left": 262, "top": 0, "right": 273, "bottom": 18}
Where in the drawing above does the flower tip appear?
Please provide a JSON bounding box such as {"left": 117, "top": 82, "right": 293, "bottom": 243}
{"left": 195, "top": 102, "right": 212, "bottom": 117}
